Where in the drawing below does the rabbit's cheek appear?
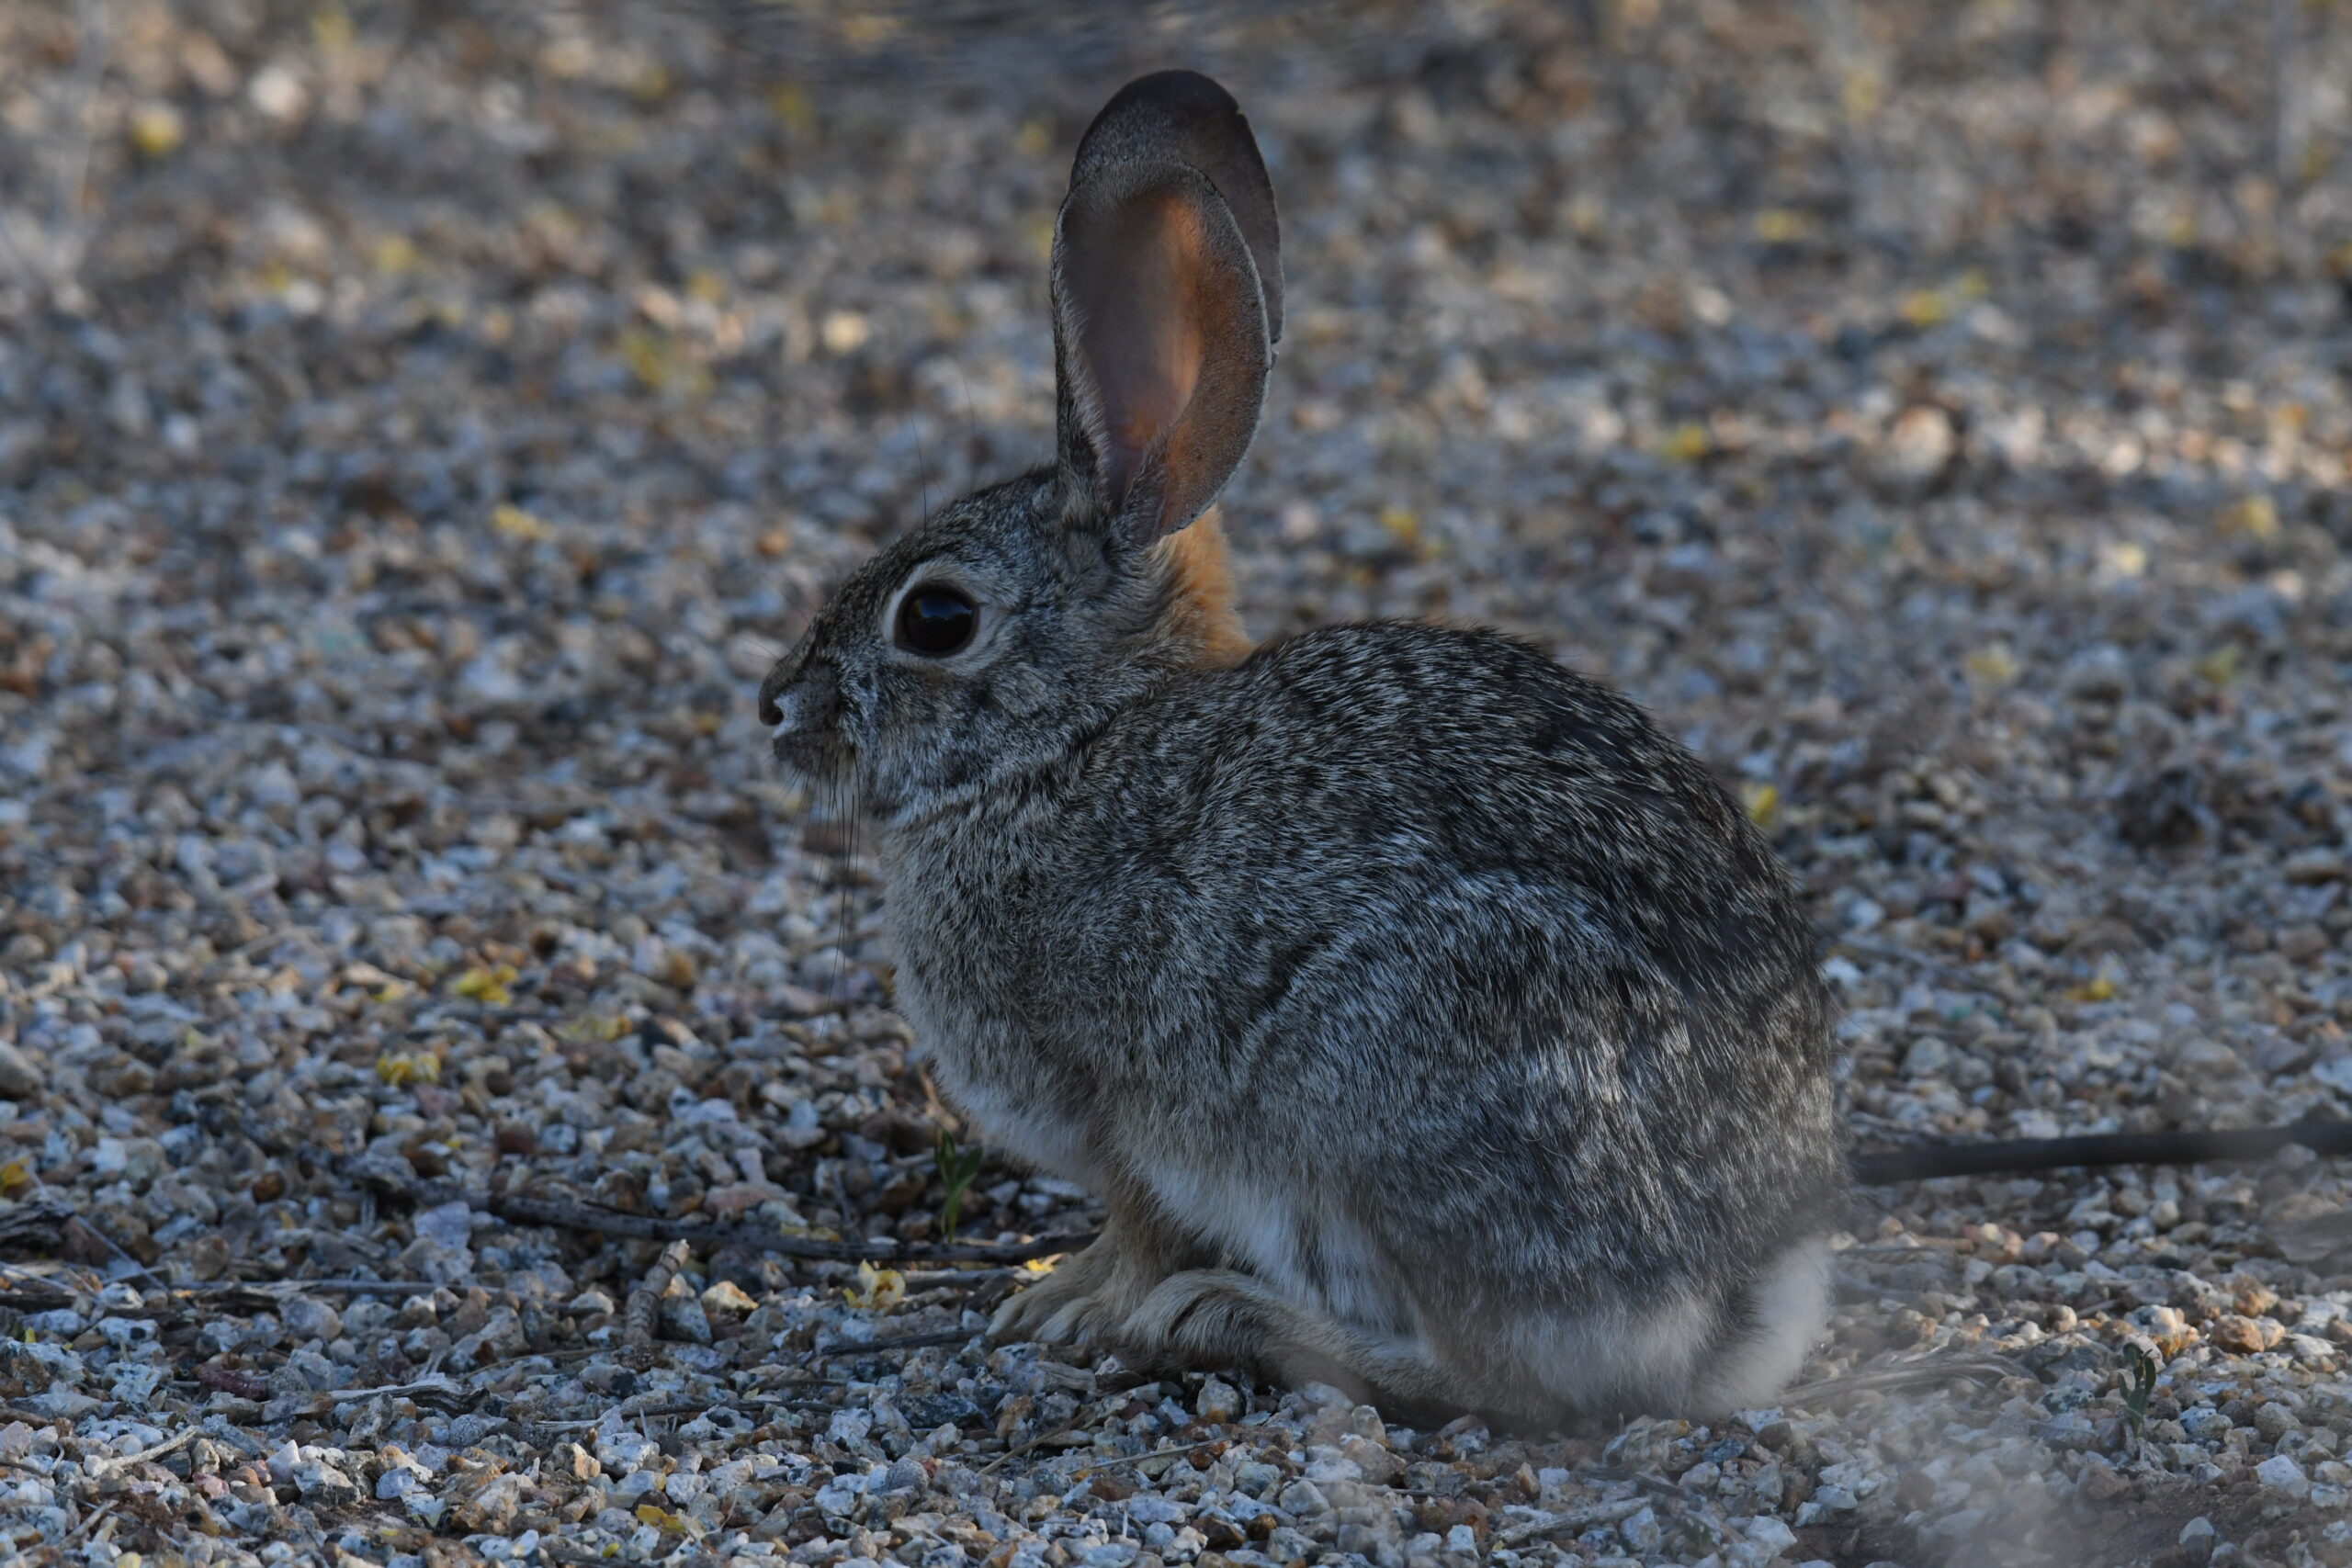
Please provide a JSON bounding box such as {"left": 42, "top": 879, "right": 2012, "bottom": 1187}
{"left": 990, "top": 663, "right": 1057, "bottom": 719}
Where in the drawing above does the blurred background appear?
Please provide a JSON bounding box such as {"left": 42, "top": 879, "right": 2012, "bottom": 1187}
{"left": 6, "top": 0, "right": 2352, "bottom": 1192}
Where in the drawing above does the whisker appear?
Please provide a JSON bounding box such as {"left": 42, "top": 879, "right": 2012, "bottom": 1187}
{"left": 953, "top": 361, "right": 981, "bottom": 479}
{"left": 831, "top": 753, "right": 856, "bottom": 1008}
{"left": 913, "top": 412, "right": 936, "bottom": 527}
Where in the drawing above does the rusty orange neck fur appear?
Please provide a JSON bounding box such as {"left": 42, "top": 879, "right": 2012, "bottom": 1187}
{"left": 1149, "top": 507, "right": 1253, "bottom": 668}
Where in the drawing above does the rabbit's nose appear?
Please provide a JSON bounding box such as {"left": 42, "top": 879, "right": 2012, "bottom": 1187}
{"left": 760, "top": 657, "right": 840, "bottom": 738}
{"left": 756, "top": 655, "right": 800, "bottom": 729}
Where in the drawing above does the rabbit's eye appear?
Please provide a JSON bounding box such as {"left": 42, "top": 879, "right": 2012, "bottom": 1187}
{"left": 895, "top": 585, "right": 978, "bottom": 657}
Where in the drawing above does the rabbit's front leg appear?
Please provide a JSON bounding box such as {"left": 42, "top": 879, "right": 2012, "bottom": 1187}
{"left": 990, "top": 1200, "right": 1205, "bottom": 1348}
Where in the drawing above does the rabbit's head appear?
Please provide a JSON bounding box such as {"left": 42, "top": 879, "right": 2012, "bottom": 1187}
{"left": 758, "top": 71, "right": 1282, "bottom": 819}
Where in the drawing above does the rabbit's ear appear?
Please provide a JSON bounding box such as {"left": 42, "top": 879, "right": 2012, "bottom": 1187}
{"left": 1052, "top": 71, "right": 1281, "bottom": 545}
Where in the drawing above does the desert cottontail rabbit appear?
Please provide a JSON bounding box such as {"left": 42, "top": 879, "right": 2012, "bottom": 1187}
{"left": 759, "top": 70, "right": 1843, "bottom": 1427}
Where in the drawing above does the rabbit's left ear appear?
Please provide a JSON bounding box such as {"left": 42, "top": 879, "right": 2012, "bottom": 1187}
{"left": 1051, "top": 71, "right": 1282, "bottom": 546}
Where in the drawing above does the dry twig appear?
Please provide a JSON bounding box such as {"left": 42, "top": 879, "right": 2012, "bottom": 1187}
{"left": 626, "top": 1239, "right": 693, "bottom": 1349}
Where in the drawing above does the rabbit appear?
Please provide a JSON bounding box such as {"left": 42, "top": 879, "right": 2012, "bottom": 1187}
{"left": 757, "top": 68, "right": 1845, "bottom": 1429}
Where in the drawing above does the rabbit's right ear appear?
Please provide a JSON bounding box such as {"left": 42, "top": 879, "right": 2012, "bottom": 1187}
{"left": 1051, "top": 71, "right": 1282, "bottom": 547}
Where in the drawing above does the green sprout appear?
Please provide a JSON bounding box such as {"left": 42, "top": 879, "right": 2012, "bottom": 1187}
{"left": 2119, "top": 1343, "right": 2160, "bottom": 1430}
{"left": 934, "top": 1127, "right": 985, "bottom": 1244}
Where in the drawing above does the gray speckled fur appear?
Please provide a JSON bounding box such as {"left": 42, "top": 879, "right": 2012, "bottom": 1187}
{"left": 758, "top": 72, "right": 1843, "bottom": 1429}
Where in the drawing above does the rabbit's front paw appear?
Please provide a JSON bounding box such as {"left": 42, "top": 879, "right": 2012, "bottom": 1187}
{"left": 989, "top": 1242, "right": 1135, "bottom": 1347}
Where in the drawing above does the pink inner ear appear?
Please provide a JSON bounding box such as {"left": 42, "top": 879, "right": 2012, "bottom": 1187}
{"left": 1077, "top": 190, "right": 1208, "bottom": 511}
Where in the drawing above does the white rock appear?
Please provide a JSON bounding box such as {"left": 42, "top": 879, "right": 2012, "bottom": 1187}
{"left": 413, "top": 1201, "right": 476, "bottom": 1250}
{"left": 2256, "top": 1454, "right": 2310, "bottom": 1498}
{"left": 1195, "top": 1377, "right": 1243, "bottom": 1424}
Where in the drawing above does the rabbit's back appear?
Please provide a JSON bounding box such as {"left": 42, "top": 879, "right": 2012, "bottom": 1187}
{"left": 889, "top": 621, "right": 1839, "bottom": 1365}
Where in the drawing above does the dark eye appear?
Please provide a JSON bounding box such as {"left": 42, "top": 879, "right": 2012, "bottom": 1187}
{"left": 894, "top": 585, "right": 978, "bottom": 656}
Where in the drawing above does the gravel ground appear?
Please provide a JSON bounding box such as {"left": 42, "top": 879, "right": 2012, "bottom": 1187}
{"left": 5, "top": 2, "right": 2352, "bottom": 1565}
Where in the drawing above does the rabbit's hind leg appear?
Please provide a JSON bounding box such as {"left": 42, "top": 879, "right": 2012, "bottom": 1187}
{"left": 1124, "top": 1269, "right": 1466, "bottom": 1422}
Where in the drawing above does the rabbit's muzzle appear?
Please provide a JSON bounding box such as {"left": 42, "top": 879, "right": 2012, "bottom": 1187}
{"left": 759, "top": 654, "right": 845, "bottom": 773}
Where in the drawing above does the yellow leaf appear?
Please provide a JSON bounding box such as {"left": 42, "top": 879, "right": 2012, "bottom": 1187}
{"left": 630, "top": 64, "right": 672, "bottom": 105}
{"left": 1752, "top": 209, "right": 1809, "bottom": 244}
{"left": 1377, "top": 506, "right": 1420, "bottom": 547}
{"left": 1741, "top": 782, "right": 1781, "bottom": 830}
{"left": 768, "top": 83, "right": 815, "bottom": 137}
{"left": 129, "top": 103, "right": 184, "bottom": 159}
{"left": 1899, "top": 289, "right": 1946, "bottom": 329}
{"left": 1014, "top": 118, "right": 1054, "bottom": 158}
{"left": 1964, "top": 642, "right": 2019, "bottom": 689}
{"left": 311, "top": 4, "right": 353, "bottom": 51}
{"left": 2195, "top": 644, "right": 2242, "bottom": 684}
{"left": 618, "top": 326, "right": 667, "bottom": 388}
{"left": 2224, "top": 495, "right": 2279, "bottom": 540}
{"left": 451, "top": 964, "right": 518, "bottom": 1005}
{"left": 842, "top": 1261, "right": 906, "bottom": 1313}
{"left": 558, "top": 1013, "right": 628, "bottom": 1044}
{"left": 376, "top": 1050, "right": 442, "bottom": 1087}
{"left": 372, "top": 234, "right": 419, "bottom": 276}
{"left": 1659, "top": 423, "right": 1711, "bottom": 462}
{"left": 616, "top": 328, "right": 712, "bottom": 398}
{"left": 635, "top": 1503, "right": 696, "bottom": 1536}
{"left": 2098, "top": 540, "right": 2148, "bottom": 580}
{"left": 1842, "top": 66, "right": 1882, "bottom": 123}
{"left": 2066, "top": 957, "right": 2125, "bottom": 1004}
{"left": 0, "top": 1161, "right": 31, "bottom": 1197}
{"left": 491, "top": 504, "right": 555, "bottom": 543}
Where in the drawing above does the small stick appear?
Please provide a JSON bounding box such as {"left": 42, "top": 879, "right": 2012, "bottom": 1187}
{"left": 1081, "top": 1434, "right": 1231, "bottom": 1474}
{"left": 195, "top": 1279, "right": 441, "bottom": 1297}
{"left": 58, "top": 1501, "right": 115, "bottom": 1548}
{"left": 1777, "top": 1351, "right": 2027, "bottom": 1407}
{"left": 87, "top": 1427, "right": 201, "bottom": 1477}
{"left": 483, "top": 1190, "right": 1092, "bottom": 1266}
{"left": 626, "top": 1240, "right": 693, "bottom": 1349}
{"left": 1494, "top": 1496, "right": 1649, "bottom": 1549}
{"left": 809, "top": 1327, "right": 977, "bottom": 1359}
{"left": 900, "top": 1267, "right": 1023, "bottom": 1288}
{"left": 326, "top": 1376, "right": 468, "bottom": 1405}
{"left": 1851, "top": 1119, "right": 2352, "bottom": 1184}
{"left": 979, "top": 1423, "right": 1080, "bottom": 1474}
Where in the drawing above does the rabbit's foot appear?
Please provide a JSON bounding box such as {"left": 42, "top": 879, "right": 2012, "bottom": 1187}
{"left": 990, "top": 1230, "right": 1163, "bottom": 1348}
